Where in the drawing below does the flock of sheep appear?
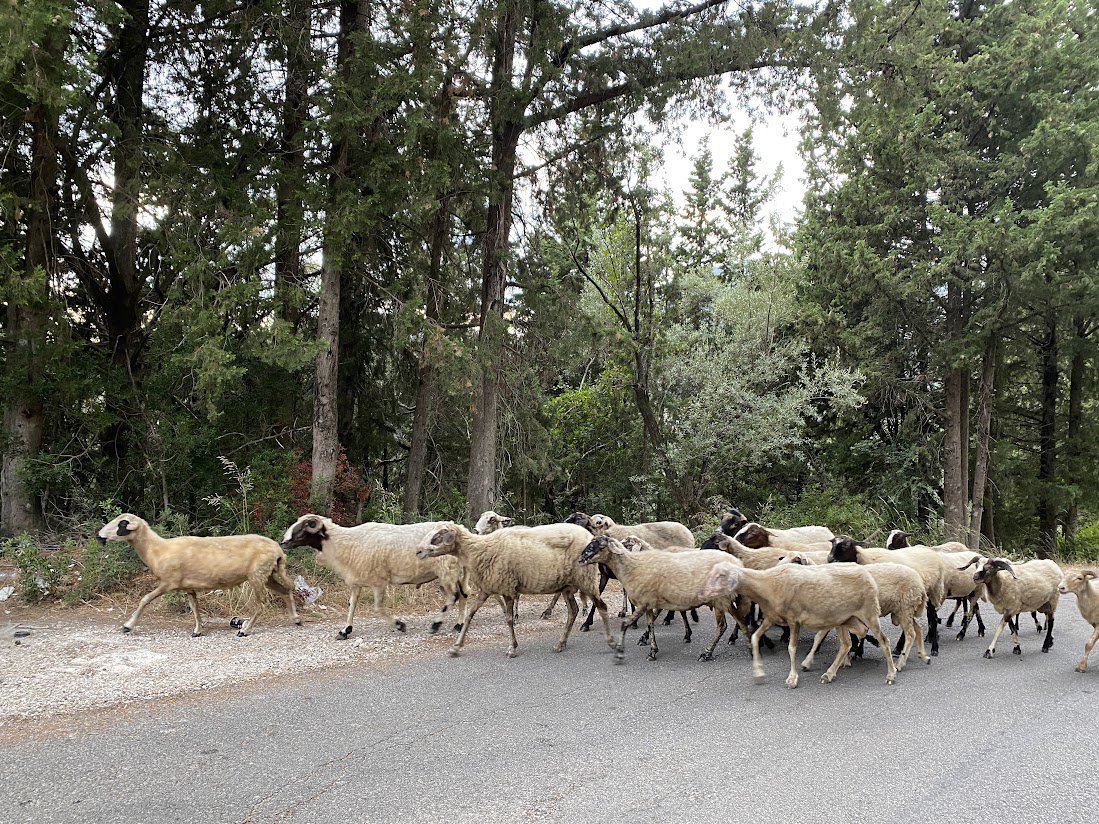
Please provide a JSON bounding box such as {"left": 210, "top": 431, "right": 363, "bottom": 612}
{"left": 94, "top": 507, "right": 1099, "bottom": 687}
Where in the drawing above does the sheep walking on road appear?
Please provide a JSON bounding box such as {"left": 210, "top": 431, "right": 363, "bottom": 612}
{"left": 963, "top": 557, "right": 1061, "bottom": 658}
{"left": 1058, "top": 569, "right": 1099, "bottom": 672}
{"left": 98, "top": 514, "right": 300, "bottom": 637}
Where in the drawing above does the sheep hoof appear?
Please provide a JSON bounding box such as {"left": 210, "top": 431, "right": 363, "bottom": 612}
{"left": 945, "top": 618, "right": 955, "bottom": 628}
{"left": 617, "top": 610, "right": 627, "bottom": 618}
{"left": 508, "top": 648, "right": 519, "bottom": 658}
{"left": 394, "top": 620, "right": 407, "bottom": 633}
{"left": 447, "top": 647, "right": 460, "bottom": 657}
{"left": 683, "top": 636, "right": 691, "bottom": 644}
{"left": 120, "top": 626, "right": 132, "bottom": 634}
{"left": 1075, "top": 664, "right": 1087, "bottom": 673}
{"left": 636, "top": 637, "right": 649, "bottom": 647}
{"left": 453, "top": 623, "right": 463, "bottom": 631}
{"left": 294, "top": 619, "right": 303, "bottom": 627}
{"left": 236, "top": 630, "right": 247, "bottom": 637}
{"left": 191, "top": 631, "right": 203, "bottom": 638}
{"left": 697, "top": 651, "right": 713, "bottom": 662}
{"left": 983, "top": 649, "right": 994, "bottom": 659}
{"left": 579, "top": 624, "right": 590, "bottom": 633}
{"left": 784, "top": 676, "right": 798, "bottom": 689}
{"left": 229, "top": 617, "right": 243, "bottom": 629}
{"left": 614, "top": 651, "right": 625, "bottom": 665}
{"left": 978, "top": 629, "right": 985, "bottom": 637}
{"left": 820, "top": 673, "right": 834, "bottom": 684}
{"left": 752, "top": 673, "right": 765, "bottom": 685}
{"left": 886, "top": 676, "right": 896, "bottom": 685}
{"left": 647, "top": 649, "right": 658, "bottom": 661}
{"left": 336, "top": 630, "right": 349, "bottom": 640}
{"left": 930, "top": 648, "right": 938, "bottom": 657}
{"left": 956, "top": 631, "right": 966, "bottom": 641}
{"left": 429, "top": 621, "right": 442, "bottom": 635}
{"left": 552, "top": 643, "right": 565, "bottom": 653}
{"left": 1013, "top": 646, "right": 1022, "bottom": 656}
{"left": 540, "top": 609, "right": 553, "bottom": 620}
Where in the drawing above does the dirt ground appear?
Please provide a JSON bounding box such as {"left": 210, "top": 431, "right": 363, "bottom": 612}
{"left": 0, "top": 583, "right": 611, "bottom": 734}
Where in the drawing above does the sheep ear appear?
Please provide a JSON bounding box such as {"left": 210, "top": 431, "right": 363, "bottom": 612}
{"left": 501, "top": 517, "right": 514, "bottom": 527}
{"left": 116, "top": 519, "right": 134, "bottom": 537}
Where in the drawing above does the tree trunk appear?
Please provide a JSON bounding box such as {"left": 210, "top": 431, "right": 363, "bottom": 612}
{"left": 310, "top": 0, "right": 365, "bottom": 511}
{"left": 465, "top": 1, "right": 522, "bottom": 520}
{"left": 1036, "top": 305, "right": 1059, "bottom": 557}
{"left": 942, "top": 280, "right": 967, "bottom": 541}
{"left": 968, "top": 337, "right": 997, "bottom": 550}
{"left": 1063, "top": 315, "right": 1087, "bottom": 538}
{"left": 0, "top": 24, "right": 64, "bottom": 533}
{"left": 273, "top": 0, "right": 311, "bottom": 326}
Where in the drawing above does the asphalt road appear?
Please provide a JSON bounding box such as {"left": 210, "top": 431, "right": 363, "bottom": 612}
{"left": 2, "top": 602, "right": 1097, "bottom": 824}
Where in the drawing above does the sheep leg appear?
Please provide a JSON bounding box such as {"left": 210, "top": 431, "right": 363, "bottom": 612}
{"left": 553, "top": 592, "right": 580, "bottom": 653}
{"left": 1031, "top": 611, "right": 1043, "bottom": 633}
{"left": 945, "top": 598, "right": 962, "bottom": 628}
{"left": 449, "top": 591, "right": 490, "bottom": 657}
{"left": 821, "top": 628, "right": 853, "bottom": 685}
{"left": 662, "top": 609, "right": 675, "bottom": 626}
{"left": 925, "top": 601, "right": 939, "bottom": 656}
{"left": 619, "top": 589, "right": 630, "bottom": 619}
{"left": 236, "top": 610, "right": 261, "bottom": 637}
{"left": 1076, "top": 626, "right": 1099, "bottom": 672}
{"left": 580, "top": 568, "right": 609, "bottom": 632}
{"left": 502, "top": 596, "right": 519, "bottom": 658}
{"left": 588, "top": 592, "right": 615, "bottom": 651}
{"left": 187, "top": 592, "right": 203, "bottom": 637}
{"left": 1041, "top": 612, "right": 1054, "bottom": 653}
{"left": 984, "top": 615, "right": 1009, "bottom": 658}
{"left": 974, "top": 602, "right": 985, "bottom": 636}
{"left": 867, "top": 618, "right": 897, "bottom": 685}
{"left": 122, "top": 583, "right": 172, "bottom": 633}
{"left": 336, "top": 586, "right": 362, "bottom": 639}
{"left": 264, "top": 578, "right": 301, "bottom": 628}
{"left": 644, "top": 610, "right": 660, "bottom": 660}
{"left": 429, "top": 583, "right": 464, "bottom": 635}
{"left": 956, "top": 596, "right": 974, "bottom": 640}
{"left": 895, "top": 614, "right": 920, "bottom": 670}
{"left": 801, "top": 630, "right": 827, "bottom": 671}
{"left": 698, "top": 608, "right": 728, "bottom": 661}
{"left": 372, "top": 585, "right": 406, "bottom": 633}
{"left": 749, "top": 617, "right": 775, "bottom": 684}
{"left": 680, "top": 611, "right": 692, "bottom": 643}
{"left": 1009, "top": 615, "right": 1023, "bottom": 655}
{"left": 541, "top": 593, "right": 560, "bottom": 620}
{"left": 784, "top": 622, "right": 801, "bottom": 688}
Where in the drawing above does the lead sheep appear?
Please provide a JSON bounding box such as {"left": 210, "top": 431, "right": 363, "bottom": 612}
{"left": 281, "top": 515, "right": 464, "bottom": 639}
{"left": 416, "top": 522, "right": 615, "bottom": 658}
{"left": 97, "top": 514, "right": 300, "bottom": 637}
{"left": 701, "top": 561, "right": 897, "bottom": 688}
{"left": 1057, "top": 569, "right": 1099, "bottom": 672}
{"left": 961, "top": 557, "right": 1061, "bottom": 658}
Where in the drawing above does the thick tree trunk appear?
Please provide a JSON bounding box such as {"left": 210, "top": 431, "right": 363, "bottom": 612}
{"left": 1063, "top": 315, "right": 1088, "bottom": 538}
{"left": 310, "top": 0, "right": 365, "bottom": 511}
{"left": 466, "top": 1, "right": 522, "bottom": 520}
{"left": 273, "top": 0, "right": 311, "bottom": 326}
{"left": 942, "top": 280, "right": 967, "bottom": 542}
{"left": 968, "top": 337, "right": 997, "bottom": 550}
{"left": 1036, "top": 306, "right": 1059, "bottom": 557}
{"left": 1, "top": 45, "right": 62, "bottom": 533}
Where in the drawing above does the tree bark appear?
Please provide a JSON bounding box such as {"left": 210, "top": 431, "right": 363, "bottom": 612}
{"left": 465, "top": 0, "right": 522, "bottom": 520}
{"left": 310, "top": 0, "right": 366, "bottom": 511}
{"left": 1063, "top": 315, "right": 1088, "bottom": 538}
{"left": 942, "top": 285, "right": 968, "bottom": 541}
{"left": 1, "top": 23, "right": 65, "bottom": 534}
{"left": 1036, "top": 305, "right": 1059, "bottom": 557}
{"left": 968, "top": 337, "right": 997, "bottom": 550}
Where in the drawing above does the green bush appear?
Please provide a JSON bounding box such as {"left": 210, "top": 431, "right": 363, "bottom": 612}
{"left": 1059, "top": 520, "right": 1099, "bottom": 564}
{"left": 67, "top": 538, "right": 146, "bottom": 604}
{"left": 5, "top": 535, "right": 74, "bottom": 601}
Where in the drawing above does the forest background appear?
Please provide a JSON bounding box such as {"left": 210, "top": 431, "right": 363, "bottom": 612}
{"left": 3, "top": 0, "right": 1098, "bottom": 599}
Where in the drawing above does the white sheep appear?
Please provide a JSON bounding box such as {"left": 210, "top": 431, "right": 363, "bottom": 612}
{"left": 713, "top": 534, "right": 831, "bottom": 569}
{"left": 702, "top": 560, "right": 897, "bottom": 688}
{"left": 962, "top": 557, "right": 1061, "bottom": 658}
{"left": 280, "top": 514, "right": 465, "bottom": 639}
{"left": 97, "top": 514, "right": 300, "bottom": 637}
{"left": 576, "top": 535, "right": 747, "bottom": 663}
{"left": 415, "top": 521, "right": 616, "bottom": 658}
{"left": 827, "top": 537, "right": 948, "bottom": 657}
{"left": 473, "top": 510, "right": 514, "bottom": 534}
{"left": 618, "top": 535, "right": 702, "bottom": 641}
{"left": 732, "top": 521, "right": 834, "bottom": 552}
{"left": 1057, "top": 569, "right": 1099, "bottom": 672}
{"left": 793, "top": 558, "right": 930, "bottom": 671}
{"left": 588, "top": 514, "right": 695, "bottom": 549}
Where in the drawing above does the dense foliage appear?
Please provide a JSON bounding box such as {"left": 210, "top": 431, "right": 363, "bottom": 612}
{"left": 1, "top": 1, "right": 1096, "bottom": 561}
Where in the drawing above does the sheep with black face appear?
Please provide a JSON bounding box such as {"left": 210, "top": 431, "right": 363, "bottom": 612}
{"left": 962, "top": 556, "right": 1061, "bottom": 659}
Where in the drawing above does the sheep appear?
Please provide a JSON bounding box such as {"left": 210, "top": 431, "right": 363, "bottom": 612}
{"left": 713, "top": 534, "right": 831, "bottom": 569}
{"left": 1057, "top": 569, "right": 1099, "bottom": 672}
{"left": 415, "top": 521, "right": 616, "bottom": 658}
{"left": 699, "top": 507, "right": 749, "bottom": 549}
{"left": 588, "top": 514, "right": 695, "bottom": 549}
{"left": 280, "top": 514, "right": 464, "bottom": 639}
{"left": 827, "top": 537, "right": 948, "bottom": 656}
{"left": 732, "top": 521, "right": 834, "bottom": 551}
{"left": 97, "top": 514, "right": 300, "bottom": 637}
{"left": 961, "top": 557, "right": 1061, "bottom": 658}
{"left": 701, "top": 560, "right": 897, "bottom": 688}
{"left": 576, "top": 536, "right": 747, "bottom": 663}
{"left": 886, "top": 529, "right": 988, "bottom": 640}
{"left": 473, "top": 510, "right": 514, "bottom": 534}
{"left": 794, "top": 557, "right": 930, "bottom": 671}
{"left": 619, "top": 535, "right": 701, "bottom": 640}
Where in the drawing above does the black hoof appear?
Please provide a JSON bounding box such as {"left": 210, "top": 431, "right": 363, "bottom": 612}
{"left": 294, "top": 619, "right": 303, "bottom": 626}
{"left": 540, "top": 610, "right": 553, "bottom": 620}
{"left": 395, "top": 620, "right": 407, "bottom": 633}
{"left": 984, "top": 649, "right": 993, "bottom": 659}
{"left": 453, "top": 623, "right": 463, "bottom": 631}
{"left": 683, "top": 636, "right": 691, "bottom": 644}
{"left": 946, "top": 618, "right": 955, "bottom": 628}
{"left": 336, "top": 627, "right": 351, "bottom": 640}
{"left": 229, "top": 617, "right": 243, "bottom": 629}
{"left": 191, "top": 631, "right": 203, "bottom": 638}
{"left": 120, "top": 626, "right": 132, "bottom": 634}
{"left": 1013, "top": 646, "right": 1022, "bottom": 656}
{"left": 956, "top": 631, "right": 966, "bottom": 641}
{"left": 698, "top": 652, "right": 713, "bottom": 662}
{"left": 637, "top": 637, "right": 650, "bottom": 647}
{"left": 236, "top": 630, "right": 247, "bottom": 637}
{"left": 978, "top": 629, "right": 986, "bottom": 637}
{"left": 429, "top": 621, "right": 442, "bottom": 635}
{"left": 930, "top": 648, "right": 939, "bottom": 657}
{"left": 579, "top": 624, "right": 590, "bottom": 633}
{"left": 1042, "top": 646, "right": 1051, "bottom": 653}
{"left": 647, "top": 650, "right": 658, "bottom": 661}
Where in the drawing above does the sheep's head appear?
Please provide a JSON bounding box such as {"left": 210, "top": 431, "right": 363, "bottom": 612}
{"left": 733, "top": 522, "right": 770, "bottom": 548}
{"left": 474, "top": 510, "right": 513, "bottom": 535}
{"left": 711, "top": 533, "right": 737, "bottom": 555}
{"left": 885, "top": 530, "right": 911, "bottom": 550}
{"left": 281, "top": 515, "right": 328, "bottom": 551}
{"left": 589, "top": 514, "right": 615, "bottom": 534}
{"left": 701, "top": 561, "right": 742, "bottom": 600}
{"left": 779, "top": 552, "right": 812, "bottom": 566}
{"left": 417, "top": 523, "right": 458, "bottom": 559}
{"left": 827, "top": 536, "right": 860, "bottom": 563}
{"left": 578, "top": 535, "right": 621, "bottom": 565}
{"left": 621, "top": 535, "right": 648, "bottom": 552}
{"left": 565, "top": 512, "right": 593, "bottom": 532}
{"left": 97, "top": 514, "right": 146, "bottom": 543}
{"left": 1058, "top": 569, "right": 1098, "bottom": 595}
{"left": 970, "top": 557, "right": 1017, "bottom": 584}
{"left": 718, "top": 508, "right": 748, "bottom": 535}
